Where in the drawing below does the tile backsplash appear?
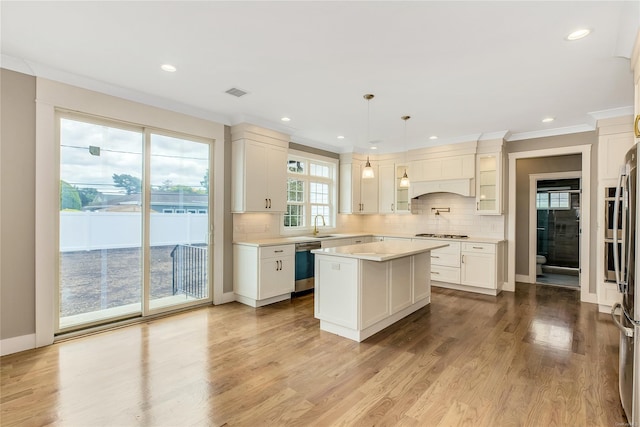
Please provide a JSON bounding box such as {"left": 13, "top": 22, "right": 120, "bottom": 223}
{"left": 233, "top": 193, "right": 504, "bottom": 242}
{"left": 361, "top": 193, "right": 505, "bottom": 239}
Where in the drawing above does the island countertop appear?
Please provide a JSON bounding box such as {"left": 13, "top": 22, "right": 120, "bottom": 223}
{"left": 311, "top": 240, "right": 448, "bottom": 262}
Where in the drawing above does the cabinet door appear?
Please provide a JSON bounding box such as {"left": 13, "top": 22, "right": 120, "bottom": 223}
{"left": 266, "top": 145, "right": 287, "bottom": 211}
{"left": 260, "top": 255, "right": 294, "bottom": 299}
{"left": 244, "top": 141, "right": 269, "bottom": 212}
{"left": 461, "top": 252, "right": 495, "bottom": 289}
{"left": 395, "top": 165, "right": 411, "bottom": 213}
{"left": 476, "top": 153, "right": 502, "bottom": 215}
{"left": 378, "top": 163, "right": 396, "bottom": 214}
{"left": 360, "top": 165, "right": 379, "bottom": 213}
{"left": 413, "top": 253, "right": 430, "bottom": 302}
{"left": 351, "top": 164, "right": 363, "bottom": 213}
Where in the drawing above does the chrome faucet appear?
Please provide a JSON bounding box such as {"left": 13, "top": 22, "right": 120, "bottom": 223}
{"left": 313, "top": 215, "right": 326, "bottom": 235}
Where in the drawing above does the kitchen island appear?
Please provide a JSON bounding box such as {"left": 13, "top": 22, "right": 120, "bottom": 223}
{"left": 312, "top": 240, "right": 447, "bottom": 342}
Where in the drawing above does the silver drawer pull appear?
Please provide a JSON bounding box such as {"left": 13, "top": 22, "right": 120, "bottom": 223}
{"left": 274, "top": 250, "right": 284, "bottom": 253}
{"left": 431, "top": 255, "right": 440, "bottom": 259}
{"left": 431, "top": 271, "right": 439, "bottom": 275}
{"left": 473, "top": 246, "right": 483, "bottom": 249}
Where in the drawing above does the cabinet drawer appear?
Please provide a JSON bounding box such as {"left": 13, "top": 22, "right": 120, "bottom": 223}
{"left": 260, "top": 244, "right": 295, "bottom": 259}
{"left": 461, "top": 242, "right": 495, "bottom": 254}
{"left": 425, "top": 240, "right": 460, "bottom": 254}
{"left": 431, "top": 265, "right": 460, "bottom": 284}
{"left": 429, "top": 252, "right": 460, "bottom": 267}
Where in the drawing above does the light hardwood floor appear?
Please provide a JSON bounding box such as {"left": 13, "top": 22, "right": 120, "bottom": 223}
{"left": 1, "top": 283, "right": 625, "bottom": 426}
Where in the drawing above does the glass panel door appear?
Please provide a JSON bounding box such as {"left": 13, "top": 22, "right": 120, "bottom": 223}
{"left": 59, "top": 117, "right": 143, "bottom": 330}
{"left": 148, "top": 133, "right": 210, "bottom": 311}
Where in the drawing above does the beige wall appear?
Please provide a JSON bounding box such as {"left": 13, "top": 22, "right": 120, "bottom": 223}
{"left": 508, "top": 131, "right": 598, "bottom": 292}
{"left": 1, "top": 69, "right": 37, "bottom": 339}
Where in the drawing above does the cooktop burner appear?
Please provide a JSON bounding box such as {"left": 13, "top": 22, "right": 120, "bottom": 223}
{"left": 415, "top": 233, "right": 469, "bottom": 239}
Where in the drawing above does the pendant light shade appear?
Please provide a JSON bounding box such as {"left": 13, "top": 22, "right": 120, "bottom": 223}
{"left": 362, "top": 156, "right": 375, "bottom": 179}
{"left": 399, "top": 115, "right": 411, "bottom": 188}
{"left": 362, "top": 94, "right": 375, "bottom": 179}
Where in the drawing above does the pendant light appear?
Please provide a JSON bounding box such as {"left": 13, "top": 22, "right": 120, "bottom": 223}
{"left": 399, "top": 115, "right": 410, "bottom": 188}
{"left": 362, "top": 94, "right": 375, "bottom": 179}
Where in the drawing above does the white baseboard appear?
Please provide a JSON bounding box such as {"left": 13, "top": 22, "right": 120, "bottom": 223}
{"left": 214, "top": 291, "right": 237, "bottom": 305}
{"left": 515, "top": 274, "right": 534, "bottom": 284}
{"left": 1, "top": 333, "right": 36, "bottom": 356}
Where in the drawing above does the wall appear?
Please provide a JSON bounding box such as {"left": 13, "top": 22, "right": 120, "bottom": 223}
{"left": 233, "top": 212, "right": 362, "bottom": 242}
{"left": 361, "top": 193, "right": 504, "bottom": 239}
{"left": 508, "top": 131, "right": 598, "bottom": 293}
{"left": 1, "top": 69, "right": 36, "bottom": 342}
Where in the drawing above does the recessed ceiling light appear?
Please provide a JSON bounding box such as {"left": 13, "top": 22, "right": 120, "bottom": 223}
{"left": 371, "top": 146, "right": 378, "bottom": 150}
{"left": 337, "top": 135, "right": 345, "bottom": 139}
{"left": 161, "top": 64, "right": 177, "bottom": 72}
{"left": 542, "top": 117, "right": 555, "bottom": 123}
{"left": 281, "top": 117, "right": 291, "bottom": 122}
{"left": 429, "top": 135, "right": 438, "bottom": 140}
{"left": 567, "top": 29, "right": 591, "bottom": 41}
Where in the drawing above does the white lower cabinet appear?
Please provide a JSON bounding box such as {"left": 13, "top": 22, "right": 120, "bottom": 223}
{"left": 233, "top": 244, "right": 295, "bottom": 307}
{"left": 460, "top": 242, "right": 503, "bottom": 294}
{"left": 415, "top": 239, "right": 504, "bottom": 295}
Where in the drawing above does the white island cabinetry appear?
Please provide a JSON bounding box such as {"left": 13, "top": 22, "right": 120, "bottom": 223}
{"left": 313, "top": 240, "right": 444, "bottom": 342}
{"left": 233, "top": 243, "right": 294, "bottom": 307}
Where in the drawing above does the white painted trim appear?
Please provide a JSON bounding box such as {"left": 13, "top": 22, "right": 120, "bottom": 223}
{"left": 528, "top": 171, "right": 582, "bottom": 286}
{"left": 507, "top": 125, "right": 594, "bottom": 142}
{"left": 36, "top": 78, "right": 227, "bottom": 346}
{"left": 217, "top": 291, "right": 237, "bottom": 305}
{"left": 1, "top": 334, "right": 36, "bottom": 356}
{"left": 508, "top": 144, "right": 593, "bottom": 303}
{"left": 515, "top": 274, "right": 533, "bottom": 284}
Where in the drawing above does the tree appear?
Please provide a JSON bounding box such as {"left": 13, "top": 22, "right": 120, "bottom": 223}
{"left": 60, "top": 180, "right": 81, "bottom": 210}
{"left": 112, "top": 173, "right": 141, "bottom": 195}
{"left": 77, "top": 187, "right": 99, "bottom": 207}
{"left": 200, "top": 169, "right": 209, "bottom": 193}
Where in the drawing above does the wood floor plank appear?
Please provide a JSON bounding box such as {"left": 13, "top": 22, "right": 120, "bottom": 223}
{"left": 0, "top": 283, "right": 629, "bottom": 426}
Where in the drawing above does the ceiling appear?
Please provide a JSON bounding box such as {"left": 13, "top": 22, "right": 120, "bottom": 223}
{"left": 2, "top": 1, "right": 638, "bottom": 153}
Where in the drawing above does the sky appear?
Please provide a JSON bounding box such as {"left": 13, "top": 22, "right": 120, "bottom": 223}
{"left": 60, "top": 117, "right": 210, "bottom": 195}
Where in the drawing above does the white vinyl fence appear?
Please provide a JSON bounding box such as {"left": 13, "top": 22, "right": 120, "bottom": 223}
{"left": 60, "top": 211, "right": 208, "bottom": 252}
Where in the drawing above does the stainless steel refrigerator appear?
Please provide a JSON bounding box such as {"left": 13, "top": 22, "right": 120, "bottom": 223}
{"left": 612, "top": 143, "right": 639, "bottom": 425}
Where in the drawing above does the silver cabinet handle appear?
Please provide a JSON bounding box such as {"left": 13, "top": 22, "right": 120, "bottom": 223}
{"left": 431, "top": 271, "right": 440, "bottom": 275}
{"left": 269, "top": 198, "right": 272, "bottom": 209}
{"left": 391, "top": 203, "right": 394, "bottom": 211}
{"left": 461, "top": 255, "right": 465, "bottom": 263}
{"left": 611, "top": 303, "right": 633, "bottom": 337}
{"left": 265, "top": 198, "right": 269, "bottom": 209}
{"left": 274, "top": 250, "right": 284, "bottom": 253}
{"left": 431, "top": 255, "right": 440, "bottom": 259}
{"left": 473, "top": 246, "right": 483, "bottom": 250}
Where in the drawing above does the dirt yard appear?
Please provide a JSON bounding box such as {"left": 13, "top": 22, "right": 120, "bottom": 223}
{"left": 59, "top": 245, "right": 205, "bottom": 317}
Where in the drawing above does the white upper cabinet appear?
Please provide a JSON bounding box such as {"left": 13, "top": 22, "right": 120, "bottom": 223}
{"left": 409, "top": 154, "right": 474, "bottom": 182}
{"left": 395, "top": 165, "right": 411, "bottom": 213}
{"left": 475, "top": 153, "right": 502, "bottom": 215}
{"left": 340, "top": 157, "right": 379, "bottom": 214}
{"left": 231, "top": 124, "right": 288, "bottom": 213}
{"left": 378, "top": 163, "right": 396, "bottom": 214}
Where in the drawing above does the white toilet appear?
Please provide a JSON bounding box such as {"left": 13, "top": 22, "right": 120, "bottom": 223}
{"left": 536, "top": 255, "right": 547, "bottom": 276}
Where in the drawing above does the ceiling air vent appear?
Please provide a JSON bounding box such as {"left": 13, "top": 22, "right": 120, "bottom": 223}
{"left": 225, "top": 87, "right": 248, "bottom": 98}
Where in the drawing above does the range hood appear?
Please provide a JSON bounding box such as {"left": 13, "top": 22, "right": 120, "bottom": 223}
{"left": 409, "top": 178, "right": 476, "bottom": 198}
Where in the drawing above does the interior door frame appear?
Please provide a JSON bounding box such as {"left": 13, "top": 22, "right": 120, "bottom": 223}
{"left": 528, "top": 171, "right": 582, "bottom": 284}
{"left": 507, "top": 144, "right": 594, "bottom": 304}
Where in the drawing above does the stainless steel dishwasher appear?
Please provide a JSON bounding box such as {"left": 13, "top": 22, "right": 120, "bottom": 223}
{"left": 294, "top": 241, "right": 321, "bottom": 293}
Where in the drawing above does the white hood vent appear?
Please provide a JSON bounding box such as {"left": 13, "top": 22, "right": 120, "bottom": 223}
{"left": 409, "top": 178, "right": 476, "bottom": 198}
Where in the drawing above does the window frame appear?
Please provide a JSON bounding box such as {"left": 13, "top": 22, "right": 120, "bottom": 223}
{"left": 281, "top": 150, "right": 338, "bottom": 235}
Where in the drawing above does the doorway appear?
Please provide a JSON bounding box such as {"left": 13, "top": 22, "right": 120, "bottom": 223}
{"left": 529, "top": 172, "right": 581, "bottom": 289}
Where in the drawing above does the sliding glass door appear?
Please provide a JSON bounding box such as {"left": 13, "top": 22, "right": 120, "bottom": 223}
{"left": 58, "top": 114, "right": 212, "bottom": 332}
{"left": 148, "top": 133, "right": 210, "bottom": 311}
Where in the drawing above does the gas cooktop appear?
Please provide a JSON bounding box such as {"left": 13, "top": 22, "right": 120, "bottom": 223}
{"left": 415, "top": 233, "right": 469, "bottom": 239}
